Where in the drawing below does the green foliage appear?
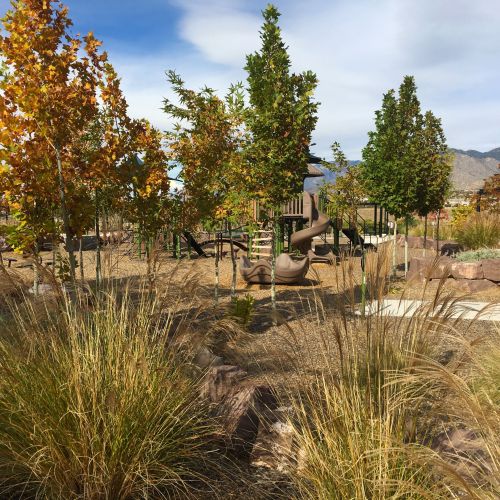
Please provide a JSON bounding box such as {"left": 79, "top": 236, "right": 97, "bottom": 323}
{"left": 229, "top": 293, "right": 255, "bottom": 326}
{"left": 320, "top": 143, "right": 366, "bottom": 224}
{"left": 244, "top": 4, "right": 318, "bottom": 210}
{"left": 454, "top": 211, "right": 500, "bottom": 250}
{"left": 455, "top": 248, "right": 500, "bottom": 262}
{"left": 0, "top": 290, "right": 216, "bottom": 498}
{"left": 361, "top": 76, "right": 451, "bottom": 220}
{"left": 414, "top": 111, "right": 453, "bottom": 217}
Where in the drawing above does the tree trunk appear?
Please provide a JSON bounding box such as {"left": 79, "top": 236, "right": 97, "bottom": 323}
{"left": 56, "top": 147, "right": 76, "bottom": 283}
{"left": 423, "top": 215, "right": 428, "bottom": 257}
{"left": 95, "top": 189, "right": 101, "bottom": 291}
{"left": 392, "top": 219, "right": 397, "bottom": 278}
{"left": 79, "top": 237, "right": 84, "bottom": 281}
{"left": 436, "top": 209, "right": 441, "bottom": 254}
{"left": 228, "top": 220, "right": 237, "bottom": 299}
{"left": 404, "top": 217, "right": 409, "bottom": 277}
{"left": 33, "top": 241, "right": 39, "bottom": 296}
{"left": 271, "top": 220, "right": 277, "bottom": 323}
{"left": 214, "top": 232, "right": 220, "bottom": 305}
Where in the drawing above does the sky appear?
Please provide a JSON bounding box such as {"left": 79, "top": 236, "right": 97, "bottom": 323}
{"left": 1, "top": 0, "right": 499, "bottom": 160}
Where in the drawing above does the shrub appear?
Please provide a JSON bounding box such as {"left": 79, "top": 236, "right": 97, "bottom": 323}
{"left": 0, "top": 290, "right": 217, "bottom": 499}
{"left": 455, "top": 248, "right": 500, "bottom": 262}
{"left": 228, "top": 294, "right": 255, "bottom": 326}
{"left": 281, "top": 251, "right": 460, "bottom": 499}
{"left": 455, "top": 212, "right": 500, "bottom": 250}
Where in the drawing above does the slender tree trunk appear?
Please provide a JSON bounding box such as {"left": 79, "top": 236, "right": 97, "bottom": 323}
{"left": 79, "top": 237, "right": 84, "bottom": 281}
{"left": 33, "top": 241, "right": 39, "bottom": 296}
{"left": 228, "top": 220, "right": 237, "bottom": 299}
{"left": 271, "top": 219, "right": 277, "bottom": 323}
{"left": 436, "top": 209, "right": 441, "bottom": 254}
{"left": 404, "top": 217, "right": 409, "bottom": 277}
{"left": 95, "top": 189, "right": 101, "bottom": 291}
{"left": 214, "top": 232, "right": 220, "bottom": 305}
{"left": 392, "top": 219, "right": 397, "bottom": 278}
{"left": 423, "top": 215, "right": 428, "bottom": 257}
{"left": 55, "top": 147, "right": 76, "bottom": 283}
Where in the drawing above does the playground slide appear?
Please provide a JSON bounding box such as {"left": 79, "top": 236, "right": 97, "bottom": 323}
{"left": 290, "top": 193, "right": 334, "bottom": 262}
{"left": 182, "top": 231, "right": 208, "bottom": 257}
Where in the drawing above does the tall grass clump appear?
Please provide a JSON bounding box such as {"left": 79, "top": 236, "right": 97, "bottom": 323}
{"left": 278, "top": 249, "right": 471, "bottom": 498}
{"left": 0, "top": 288, "right": 218, "bottom": 499}
{"left": 454, "top": 212, "right": 500, "bottom": 250}
{"left": 403, "top": 326, "right": 500, "bottom": 498}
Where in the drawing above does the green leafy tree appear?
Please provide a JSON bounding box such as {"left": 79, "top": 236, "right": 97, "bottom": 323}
{"left": 362, "top": 76, "right": 423, "bottom": 274}
{"left": 244, "top": 4, "right": 318, "bottom": 314}
{"left": 321, "top": 142, "right": 366, "bottom": 227}
{"left": 414, "top": 111, "right": 453, "bottom": 251}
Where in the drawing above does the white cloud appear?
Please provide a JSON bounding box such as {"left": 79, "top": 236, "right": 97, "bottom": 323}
{"left": 110, "top": 0, "right": 500, "bottom": 159}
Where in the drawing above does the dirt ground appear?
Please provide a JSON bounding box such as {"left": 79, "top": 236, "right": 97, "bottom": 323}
{"left": 2, "top": 240, "right": 499, "bottom": 302}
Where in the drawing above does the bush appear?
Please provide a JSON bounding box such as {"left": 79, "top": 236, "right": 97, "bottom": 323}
{"left": 228, "top": 294, "right": 255, "bottom": 326}
{"left": 0, "top": 290, "right": 217, "bottom": 498}
{"left": 455, "top": 212, "right": 500, "bottom": 250}
{"left": 455, "top": 248, "right": 500, "bottom": 262}
{"left": 282, "top": 250, "right": 458, "bottom": 499}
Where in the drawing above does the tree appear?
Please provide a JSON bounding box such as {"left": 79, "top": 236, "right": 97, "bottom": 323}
{"left": 164, "top": 72, "right": 249, "bottom": 302}
{"left": 414, "top": 111, "right": 453, "bottom": 253}
{"left": 75, "top": 62, "right": 134, "bottom": 288}
{"left": 320, "top": 142, "right": 366, "bottom": 228}
{"left": 244, "top": 4, "right": 318, "bottom": 315}
{"left": 362, "top": 76, "right": 424, "bottom": 275}
{"left": 121, "top": 121, "right": 171, "bottom": 291}
{"left": 0, "top": 0, "right": 107, "bottom": 284}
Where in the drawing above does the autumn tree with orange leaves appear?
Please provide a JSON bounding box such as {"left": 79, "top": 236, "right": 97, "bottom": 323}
{"left": 0, "top": 0, "right": 125, "bottom": 285}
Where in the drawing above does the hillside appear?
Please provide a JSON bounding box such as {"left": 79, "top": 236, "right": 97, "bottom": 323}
{"left": 306, "top": 149, "right": 499, "bottom": 193}
{"left": 450, "top": 151, "right": 499, "bottom": 191}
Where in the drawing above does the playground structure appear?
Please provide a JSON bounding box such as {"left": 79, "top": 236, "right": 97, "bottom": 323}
{"left": 239, "top": 253, "right": 309, "bottom": 285}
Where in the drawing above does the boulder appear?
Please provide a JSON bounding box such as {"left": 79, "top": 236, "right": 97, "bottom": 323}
{"left": 193, "top": 347, "right": 224, "bottom": 369}
{"left": 201, "top": 365, "right": 247, "bottom": 403}
{"left": 218, "top": 384, "right": 277, "bottom": 456}
{"left": 250, "top": 419, "right": 295, "bottom": 471}
{"left": 408, "top": 256, "right": 452, "bottom": 281}
{"left": 451, "top": 261, "right": 483, "bottom": 280}
{"left": 481, "top": 259, "right": 500, "bottom": 282}
{"left": 432, "top": 427, "right": 492, "bottom": 483}
{"left": 439, "top": 241, "right": 463, "bottom": 256}
{"left": 454, "top": 279, "right": 497, "bottom": 293}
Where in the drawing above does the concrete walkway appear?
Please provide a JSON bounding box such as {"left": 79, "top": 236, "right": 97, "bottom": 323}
{"left": 358, "top": 299, "right": 500, "bottom": 321}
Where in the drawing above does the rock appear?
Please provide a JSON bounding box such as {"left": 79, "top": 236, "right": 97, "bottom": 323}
{"left": 193, "top": 347, "right": 224, "bottom": 369}
{"left": 451, "top": 261, "right": 484, "bottom": 280}
{"left": 439, "top": 241, "right": 463, "bottom": 256}
{"left": 408, "top": 256, "right": 452, "bottom": 281}
{"left": 432, "top": 427, "right": 492, "bottom": 483}
{"left": 28, "top": 283, "right": 54, "bottom": 295}
{"left": 251, "top": 419, "right": 295, "bottom": 471}
{"left": 481, "top": 259, "right": 500, "bottom": 282}
{"left": 407, "top": 256, "right": 429, "bottom": 281}
{"left": 201, "top": 365, "right": 247, "bottom": 403}
{"left": 218, "top": 384, "right": 277, "bottom": 456}
{"left": 454, "top": 279, "right": 497, "bottom": 293}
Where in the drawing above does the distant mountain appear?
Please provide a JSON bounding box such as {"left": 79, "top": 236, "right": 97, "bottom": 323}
{"left": 450, "top": 148, "right": 499, "bottom": 191}
{"left": 450, "top": 147, "right": 500, "bottom": 162}
{"left": 305, "top": 150, "right": 499, "bottom": 193}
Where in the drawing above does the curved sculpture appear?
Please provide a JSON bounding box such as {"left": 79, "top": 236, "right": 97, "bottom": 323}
{"left": 290, "top": 192, "right": 335, "bottom": 263}
{"left": 239, "top": 254, "right": 309, "bottom": 285}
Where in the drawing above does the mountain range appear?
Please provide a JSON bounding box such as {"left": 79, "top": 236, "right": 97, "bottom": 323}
{"left": 305, "top": 148, "right": 499, "bottom": 192}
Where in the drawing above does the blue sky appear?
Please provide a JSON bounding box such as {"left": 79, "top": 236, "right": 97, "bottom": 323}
{"left": 1, "top": 0, "right": 499, "bottom": 159}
